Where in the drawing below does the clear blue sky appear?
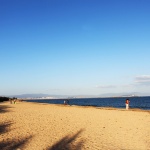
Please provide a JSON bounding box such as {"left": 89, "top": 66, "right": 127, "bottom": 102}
{"left": 0, "top": 0, "right": 150, "bottom": 96}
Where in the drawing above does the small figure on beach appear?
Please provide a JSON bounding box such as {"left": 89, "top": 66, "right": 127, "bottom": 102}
{"left": 9, "top": 99, "right": 12, "bottom": 104}
{"left": 64, "top": 100, "right": 66, "bottom": 105}
{"left": 66, "top": 99, "right": 69, "bottom": 105}
{"left": 14, "top": 99, "right": 16, "bottom": 104}
{"left": 64, "top": 99, "right": 70, "bottom": 105}
{"left": 125, "top": 99, "right": 130, "bottom": 110}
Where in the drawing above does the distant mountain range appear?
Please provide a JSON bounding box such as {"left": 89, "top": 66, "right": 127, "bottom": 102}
{"left": 8, "top": 92, "right": 150, "bottom": 99}
{"left": 9, "top": 94, "right": 67, "bottom": 99}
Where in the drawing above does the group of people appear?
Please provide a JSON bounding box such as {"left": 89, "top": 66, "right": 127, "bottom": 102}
{"left": 9, "top": 99, "right": 16, "bottom": 104}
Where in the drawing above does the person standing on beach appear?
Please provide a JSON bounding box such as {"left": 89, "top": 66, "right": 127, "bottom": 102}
{"left": 125, "top": 99, "right": 130, "bottom": 110}
{"left": 64, "top": 100, "right": 66, "bottom": 105}
{"left": 66, "top": 99, "right": 69, "bottom": 105}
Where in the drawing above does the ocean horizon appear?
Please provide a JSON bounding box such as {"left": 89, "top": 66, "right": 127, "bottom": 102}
{"left": 25, "top": 96, "right": 150, "bottom": 110}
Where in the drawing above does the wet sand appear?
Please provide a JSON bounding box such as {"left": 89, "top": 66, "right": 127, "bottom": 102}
{"left": 0, "top": 101, "right": 150, "bottom": 150}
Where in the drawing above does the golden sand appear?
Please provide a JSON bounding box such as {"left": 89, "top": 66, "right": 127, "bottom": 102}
{"left": 0, "top": 101, "right": 150, "bottom": 150}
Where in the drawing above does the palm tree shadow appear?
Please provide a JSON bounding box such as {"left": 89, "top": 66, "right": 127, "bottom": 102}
{"left": 0, "top": 105, "right": 12, "bottom": 135}
{"left": 0, "top": 135, "right": 33, "bottom": 150}
{"left": 47, "top": 129, "right": 85, "bottom": 150}
{"left": 0, "top": 105, "right": 11, "bottom": 114}
{"left": 0, "top": 105, "right": 33, "bottom": 150}
{"left": 0, "top": 121, "right": 33, "bottom": 150}
{"left": 0, "top": 121, "right": 13, "bottom": 135}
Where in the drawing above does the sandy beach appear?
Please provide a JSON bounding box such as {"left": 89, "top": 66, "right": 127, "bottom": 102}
{"left": 0, "top": 101, "right": 150, "bottom": 150}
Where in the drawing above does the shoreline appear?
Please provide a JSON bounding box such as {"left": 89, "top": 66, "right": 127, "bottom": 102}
{"left": 23, "top": 96, "right": 150, "bottom": 111}
{"left": 22, "top": 100, "right": 150, "bottom": 112}
{"left": 0, "top": 101, "right": 150, "bottom": 150}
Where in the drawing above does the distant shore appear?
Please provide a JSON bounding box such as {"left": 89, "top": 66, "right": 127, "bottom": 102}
{"left": 17, "top": 95, "right": 148, "bottom": 100}
{"left": 0, "top": 101, "right": 150, "bottom": 150}
{"left": 24, "top": 100, "right": 150, "bottom": 112}
{"left": 23, "top": 96, "right": 150, "bottom": 110}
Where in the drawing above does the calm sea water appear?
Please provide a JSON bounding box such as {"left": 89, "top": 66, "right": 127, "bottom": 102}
{"left": 25, "top": 96, "right": 150, "bottom": 110}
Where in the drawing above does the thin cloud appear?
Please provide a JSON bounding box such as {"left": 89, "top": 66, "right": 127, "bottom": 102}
{"left": 135, "top": 75, "right": 150, "bottom": 85}
{"left": 121, "top": 84, "right": 133, "bottom": 87}
{"left": 96, "top": 85, "right": 117, "bottom": 89}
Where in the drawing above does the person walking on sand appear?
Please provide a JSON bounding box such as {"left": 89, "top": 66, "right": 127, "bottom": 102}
{"left": 125, "top": 99, "right": 130, "bottom": 110}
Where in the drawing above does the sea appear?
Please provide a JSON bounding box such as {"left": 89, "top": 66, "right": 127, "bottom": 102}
{"left": 25, "top": 96, "right": 150, "bottom": 110}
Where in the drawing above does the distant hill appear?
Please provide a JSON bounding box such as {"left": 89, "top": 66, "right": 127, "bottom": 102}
{"left": 10, "top": 94, "right": 97, "bottom": 99}
{"left": 98, "top": 92, "right": 139, "bottom": 97}
{"left": 10, "top": 94, "right": 68, "bottom": 99}
{"left": 99, "top": 92, "right": 150, "bottom": 97}
{"left": 8, "top": 92, "right": 150, "bottom": 99}
{"left": 12, "top": 94, "right": 50, "bottom": 98}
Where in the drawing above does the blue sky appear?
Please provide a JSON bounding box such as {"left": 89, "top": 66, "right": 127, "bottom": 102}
{"left": 0, "top": 0, "right": 150, "bottom": 96}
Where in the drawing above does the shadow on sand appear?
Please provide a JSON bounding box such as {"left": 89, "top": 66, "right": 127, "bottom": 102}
{"left": 0, "top": 121, "right": 13, "bottom": 135}
{"left": 0, "top": 104, "right": 33, "bottom": 150}
{"left": 47, "top": 129, "right": 85, "bottom": 150}
{"left": 0, "top": 104, "right": 85, "bottom": 149}
{"left": 0, "top": 105, "right": 11, "bottom": 114}
{"left": 0, "top": 135, "right": 33, "bottom": 150}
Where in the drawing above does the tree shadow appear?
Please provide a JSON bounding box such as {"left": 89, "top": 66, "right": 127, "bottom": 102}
{"left": 0, "top": 105, "right": 12, "bottom": 135}
{"left": 0, "top": 105, "right": 11, "bottom": 114}
{"left": 47, "top": 129, "right": 85, "bottom": 150}
{"left": 0, "top": 121, "right": 13, "bottom": 135}
{"left": 0, "top": 135, "right": 33, "bottom": 150}
{"left": 0, "top": 105, "right": 33, "bottom": 150}
{"left": 0, "top": 121, "right": 33, "bottom": 150}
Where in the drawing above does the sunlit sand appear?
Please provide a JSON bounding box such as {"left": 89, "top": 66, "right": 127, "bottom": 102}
{"left": 0, "top": 101, "right": 150, "bottom": 150}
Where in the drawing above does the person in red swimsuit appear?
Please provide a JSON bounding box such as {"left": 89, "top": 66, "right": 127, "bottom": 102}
{"left": 125, "top": 99, "right": 130, "bottom": 110}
